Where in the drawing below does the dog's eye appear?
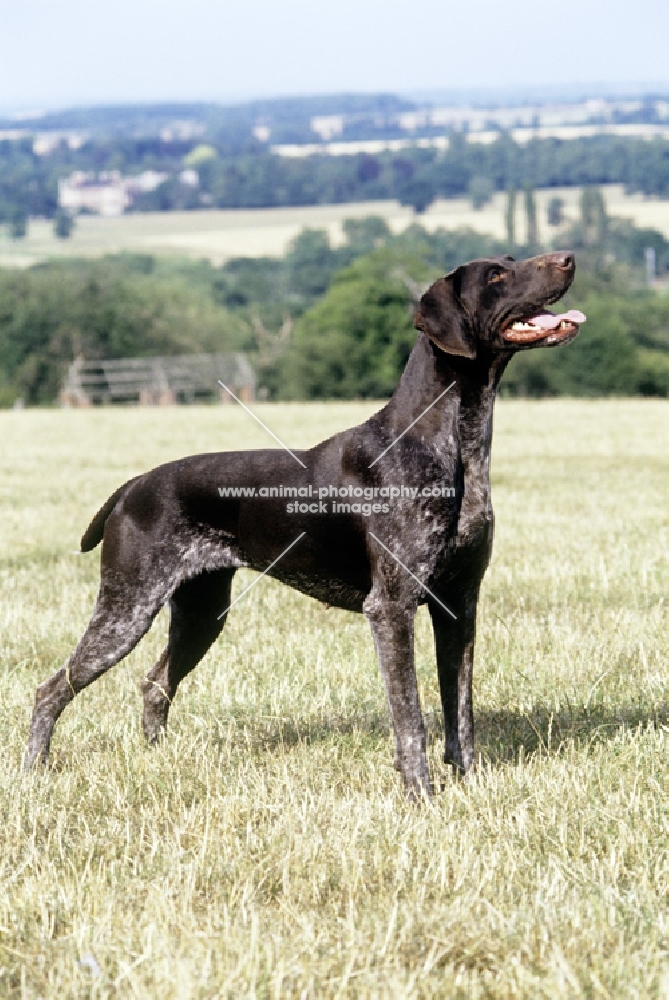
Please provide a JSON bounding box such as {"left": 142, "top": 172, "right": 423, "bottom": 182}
{"left": 488, "top": 269, "right": 505, "bottom": 283}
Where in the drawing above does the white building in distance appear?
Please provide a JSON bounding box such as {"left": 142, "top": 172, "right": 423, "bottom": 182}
{"left": 58, "top": 170, "right": 169, "bottom": 216}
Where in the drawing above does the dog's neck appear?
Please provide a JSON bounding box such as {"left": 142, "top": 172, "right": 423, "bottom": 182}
{"left": 388, "top": 332, "right": 510, "bottom": 460}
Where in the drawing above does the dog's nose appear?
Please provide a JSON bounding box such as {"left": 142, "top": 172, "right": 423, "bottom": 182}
{"left": 552, "top": 252, "right": 575, "bottom": 271}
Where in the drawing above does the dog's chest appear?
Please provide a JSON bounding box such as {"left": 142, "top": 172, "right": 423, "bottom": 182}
{"left": 457, "top": 452, "right": 493, "bottom": 553}
{"left": 452, "top": 394, "right": 495, "bottom": 560}
{"left": 410, "top": 435, "right": 493, "bottom": 586}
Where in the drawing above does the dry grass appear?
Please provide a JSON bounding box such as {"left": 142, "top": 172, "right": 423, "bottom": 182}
{"left": 2, "top": 184, "right": 669, "bottom": 268}
{"left": 0, "top": 400, "right": 667, "bottom": 998}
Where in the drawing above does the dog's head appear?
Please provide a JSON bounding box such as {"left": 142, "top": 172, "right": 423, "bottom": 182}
{"left": 414, "top": 252, "right": 584, "bottom": 359}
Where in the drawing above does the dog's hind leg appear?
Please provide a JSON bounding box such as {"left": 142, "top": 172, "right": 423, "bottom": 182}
{"left": 24, "top": 573, "right": 172, "bottom": 770}
{"left": 141, "top": 569, "right": 235, "bottom": 743}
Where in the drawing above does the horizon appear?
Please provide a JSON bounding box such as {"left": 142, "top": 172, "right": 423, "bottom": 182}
{"left": 3, "top": 81, "right": 669, "bottom": 121}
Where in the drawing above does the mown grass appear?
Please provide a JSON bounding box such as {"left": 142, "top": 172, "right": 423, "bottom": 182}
{"left": 2, "top": 183, "right": 668, "bottom": 268}
{"left": 0, "top": 400, "right": 667, "bottom": 998}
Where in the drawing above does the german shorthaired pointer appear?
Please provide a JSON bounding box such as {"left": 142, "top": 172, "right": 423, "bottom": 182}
{"left": 25, "top": 251, "right": 584, "bottom": 798}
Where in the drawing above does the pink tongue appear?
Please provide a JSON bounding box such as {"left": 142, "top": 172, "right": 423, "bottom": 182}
{"left": 527, "top": 309, "right": 586, "bottom": 330}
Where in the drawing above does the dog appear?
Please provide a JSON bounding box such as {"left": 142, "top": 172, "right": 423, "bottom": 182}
{"left": 25, "top": 251, "right": 584, "bottom": 798}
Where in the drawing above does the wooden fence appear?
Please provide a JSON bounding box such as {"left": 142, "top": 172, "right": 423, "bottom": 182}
{"left": 59, "top": 354, "right": 256, "bottom": 406}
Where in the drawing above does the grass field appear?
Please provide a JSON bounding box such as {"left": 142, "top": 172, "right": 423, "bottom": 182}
{"left": 1, "top": 400, "right": 667, "bottom": 998}
{"left": 2, "top": 184, "right": 669, "bottom": 268}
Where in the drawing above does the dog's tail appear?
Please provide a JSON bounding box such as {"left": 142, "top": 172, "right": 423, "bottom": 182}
{"left": 80, "top": 476, "right": 140, "bottom": 552}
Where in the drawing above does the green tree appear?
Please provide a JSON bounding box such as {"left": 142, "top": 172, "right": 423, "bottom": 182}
{"left": 505, "top": 187, "right": 516, "bottom": 248}
{"left": 285, "top": 228, "right": 338, "bottom": 300}
{"left": 398, "top": 178, "right": 434, "bottom": 215}
{"left": 524, "top": 185, "right": 538, "bottom": 250}
{"left": 580, "top": 186, "right": 608, "bottom": 245}
{"left": 468, "top": 175, "right": 494, "bottom": 211}
{"left": 547, "top": 196, "right": 564, "bottom": 227}
{"left": 53, "top": 209, "right": 75, "bottom": 239}
{"left": 342, "top": 216, "right": 390, "bottom": 254}
{"left": 280, "top": 249, "right": 428, "bottom": 400}
{"left": 9, "top": 208, "right": 27, "bottom": 240}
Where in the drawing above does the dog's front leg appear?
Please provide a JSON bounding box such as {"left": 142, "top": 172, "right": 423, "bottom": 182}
{"left": 364, "top": 590, "right": 431, "bottom": 800}
{"left": 428, "top": 587, "right": 479, "bottom": 774}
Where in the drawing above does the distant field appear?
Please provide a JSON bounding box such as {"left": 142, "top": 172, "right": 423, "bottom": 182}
{"left": 1, "top": 400, "right": 667, "bottom": 997}
{"left": 2, "top": 184, "right": 669, "bottom": 268}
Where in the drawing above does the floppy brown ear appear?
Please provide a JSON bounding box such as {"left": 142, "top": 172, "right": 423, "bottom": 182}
{"left": 414, "top": 267, "right": 476, "bottom": 359}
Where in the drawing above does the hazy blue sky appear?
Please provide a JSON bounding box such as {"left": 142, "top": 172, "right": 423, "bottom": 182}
{"left": 2, "top": 0, "right": 668, "bottom": 110}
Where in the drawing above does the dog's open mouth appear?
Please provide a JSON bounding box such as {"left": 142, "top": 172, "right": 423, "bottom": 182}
{"left": 503, "top": 308, "right": 586, "bottom": 345}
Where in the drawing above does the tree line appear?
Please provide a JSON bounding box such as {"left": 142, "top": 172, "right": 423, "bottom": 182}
{"left": 4, "top": 131, "right": 669, "bottom": 235}
{"left": 1, "top": 198, "right": 668, "bottom": 405}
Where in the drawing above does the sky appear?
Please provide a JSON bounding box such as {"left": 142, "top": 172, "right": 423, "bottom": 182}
{"left": 1, "top": 0, "right": 668, "bottom": 111}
